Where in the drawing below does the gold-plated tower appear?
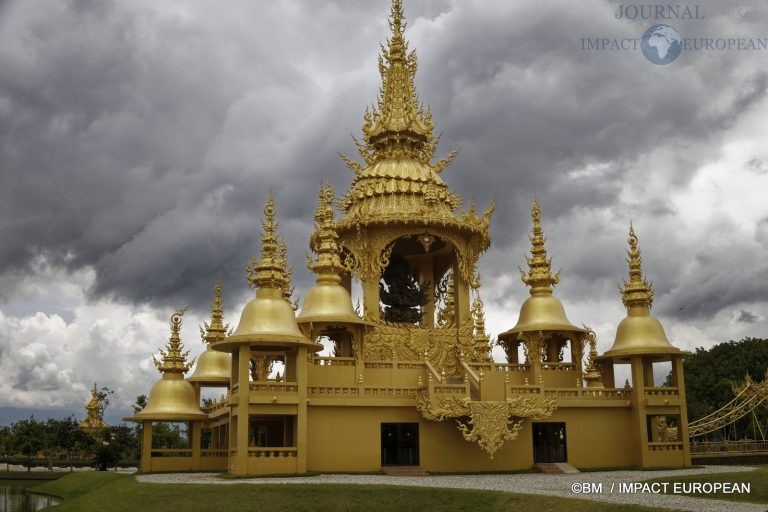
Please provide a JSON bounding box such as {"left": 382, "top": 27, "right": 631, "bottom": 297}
{"left": 502, "top": 200, "right": 582, "bottom": 334}
{"left": 188, "top": 281, "right": 231, "bottom": 384}
{"left": 214, "top": 194, "right": 319, "bottom": 352}
{"left": 601, "top": 225, "right": 686, "bottom": 361}
{"left": 298, "top": 181, "right": 368, "bottom": 325}
{"left": 132, "top": 308, "right": 207, "bottom": 420}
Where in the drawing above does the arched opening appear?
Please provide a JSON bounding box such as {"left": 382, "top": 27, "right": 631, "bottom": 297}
{"left": 377, "top": 234, "right": 458, "bottom": 327}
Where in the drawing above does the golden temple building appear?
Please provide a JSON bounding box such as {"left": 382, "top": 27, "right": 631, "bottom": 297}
{"left": 127, "top": 0, "right": 691, "bottom": 474}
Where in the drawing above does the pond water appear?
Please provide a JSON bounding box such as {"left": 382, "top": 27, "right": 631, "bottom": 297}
{"left": 0, "top": 481, "right": 58, "bottom": 512}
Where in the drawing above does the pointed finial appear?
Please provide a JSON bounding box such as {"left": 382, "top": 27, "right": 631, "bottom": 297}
{"left": 620, "top": 224, "right": 654, "bottom": 310}
{"left": 582, "top": 327, "right": 604, "bottom": 388}
{"left": 245, "top": 194, "right": 289, "bottom": 291}
{"left": 201, "top": 280, "right": 227, "bottom": 344}
{"left": 308, "top": 181, "right": 345, "bottom": 277}
{"left": 519, "top": 199, "right": 560, "bottom": 292}
{"left": 471, "top": 291, "right": 487, "bottom": 338}
{"left": 153, "top": 306, "right": 194, "bottom": 374}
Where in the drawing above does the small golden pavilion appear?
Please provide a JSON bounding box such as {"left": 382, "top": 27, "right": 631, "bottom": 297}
{"left": 127, "top": 0, "right": 691, "bottom": 474}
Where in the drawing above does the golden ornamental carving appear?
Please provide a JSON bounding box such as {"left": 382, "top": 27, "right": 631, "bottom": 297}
{"left": 434, "top": 270, "right": 455, "bottom": 328}
{"left": 416, "top": 392, "right": 558, "bottom": 458}
{"left": 363, "top": 319, "right": 488, "bottom": 375}
{"left": 519, "top": 331, "right": 546, "bottom": 366}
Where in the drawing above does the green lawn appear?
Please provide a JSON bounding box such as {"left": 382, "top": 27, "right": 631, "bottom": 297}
{"left": 32, "top": 472, "right": 670, "bottom": 512}
{"left": 644, "top": 465, "right": 767, "bottom": 504}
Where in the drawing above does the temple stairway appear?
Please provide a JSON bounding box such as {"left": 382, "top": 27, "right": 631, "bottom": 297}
{"left": 534, "top": 463, "right": 580, "bottom": 474}
{"left": 383, "top": 466, "right": 429, "bottom": 477}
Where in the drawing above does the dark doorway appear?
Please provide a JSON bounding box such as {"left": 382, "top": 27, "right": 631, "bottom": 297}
{"left": 533, "top": 422, "right": 567, "bottom": 463}
{"left": 381, "top": 423, "right": 419, "bottom": 466}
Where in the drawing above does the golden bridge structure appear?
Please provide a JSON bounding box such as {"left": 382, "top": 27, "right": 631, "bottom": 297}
{"left": 689, "top": 373, "right": 768, "bottom": 459}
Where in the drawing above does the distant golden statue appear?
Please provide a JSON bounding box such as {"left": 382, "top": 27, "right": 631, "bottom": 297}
{"left": 79, "top": 383, "right": 108, "bottom": 433}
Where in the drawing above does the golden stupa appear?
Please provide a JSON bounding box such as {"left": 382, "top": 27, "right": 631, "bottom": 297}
{"left": 131, "top": 308, "right": 207, "bottom": 422}
{"left": 599, "top": 226, "right": 689, "bottom": 361}
{"left": 188, "top": 281, "right": 231, "bottom": 386}
{"left": 129, "top": 0, "right": 692, "bottom": 474}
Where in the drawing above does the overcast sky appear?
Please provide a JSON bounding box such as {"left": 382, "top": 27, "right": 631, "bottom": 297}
{"left": 0, "top": 0, "right": 766, "bottom": 424}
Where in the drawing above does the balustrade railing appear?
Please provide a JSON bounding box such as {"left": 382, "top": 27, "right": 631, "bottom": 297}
{"left": 644, "top": 387, "right": 679, "bottom": 396}
{"left": 249, "top": 381, "right": 298, "bottom": 393}
{"left": 150, "top": 448, "right": 193, "bottom": 457}
{"left": 648, "top": 442, "right": 683, "bottom": 451}
{"left": 200, "top": 449, "right": 228, "bottom": 457}
{"left": 691, "top": 440, "right": 768, "bottom": 454}
{"left": 313, "top": 356, "right": 356, "bottom": 366}
{"left": 247, "top": 447, "right": 298, "bottom": 458}
{"left": 541, "top": 363, "right": 576, "bottom": 371}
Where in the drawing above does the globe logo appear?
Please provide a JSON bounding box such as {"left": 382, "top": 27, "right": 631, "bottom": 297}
{"left": 641, "top": 24, "right": 682, "bottom": 65}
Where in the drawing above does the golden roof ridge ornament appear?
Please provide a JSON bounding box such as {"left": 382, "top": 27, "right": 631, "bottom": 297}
{"left": 245, "top": 192, "right": 289, "bottom": 292}
{"left": 519, "top": 199, "right": 560, "bottom": 293}
{"left": 153, "top": 307, "right": 194, "bottom": 374}
{"left": 200, "top": 280, "right": 229, "bottom": 343}
{"left": 620, "top": 224, "right": 654, "bottom": 310}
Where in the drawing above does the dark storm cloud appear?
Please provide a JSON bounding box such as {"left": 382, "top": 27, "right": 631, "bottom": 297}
{"left": 735, "top": 310, "right": 759, "bottom": 323}
{"left": 0, "top": 0, "right": 766, "bottom": 321}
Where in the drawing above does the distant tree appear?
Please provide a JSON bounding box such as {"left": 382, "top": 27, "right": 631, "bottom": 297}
{"left": 93, "top": 424, "right": 139, "bottom": 471}
{"left": 133, "top": 395, "right": 148, "bottom": 414}
{"left": 152, "top": 422, "right": 188, "bottom": 449}
{"left": 12, "top": 417, "right": 45, "bottom": 471}
{"left": 50, "top": 416, "right": 92, "bottom": 471}
{"left": 0, "top": 426, "right": 12, "bottom": 471}
{"left": 96, "top": 386, "right": 116, "bottom": 419}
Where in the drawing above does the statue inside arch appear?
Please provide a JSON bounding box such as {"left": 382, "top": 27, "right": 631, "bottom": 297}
{"left": 379, "top": 254, "right": 429, "bottom": 324}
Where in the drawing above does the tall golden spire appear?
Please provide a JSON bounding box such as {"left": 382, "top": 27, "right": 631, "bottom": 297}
{"left": 153, "top": 307, "right": 194, "bottom": 374}
{"left": 346, "top": 0, "right": 439, "bottom": 167}
{"left": 519, "top": 199, "right": 560, "bottom": 292}
{"left": 245, "top": 193, "right": 288, "bottom": 291}
{"left": 620, "top": 224, "right": 654, "bottom": 309}
{"left": 200, "top": 281, "right": 228, "bottom": 343}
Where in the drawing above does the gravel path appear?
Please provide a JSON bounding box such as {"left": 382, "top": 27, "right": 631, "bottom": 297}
{"left": 137, "top": 466, "right": 765, "bottom": 512}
